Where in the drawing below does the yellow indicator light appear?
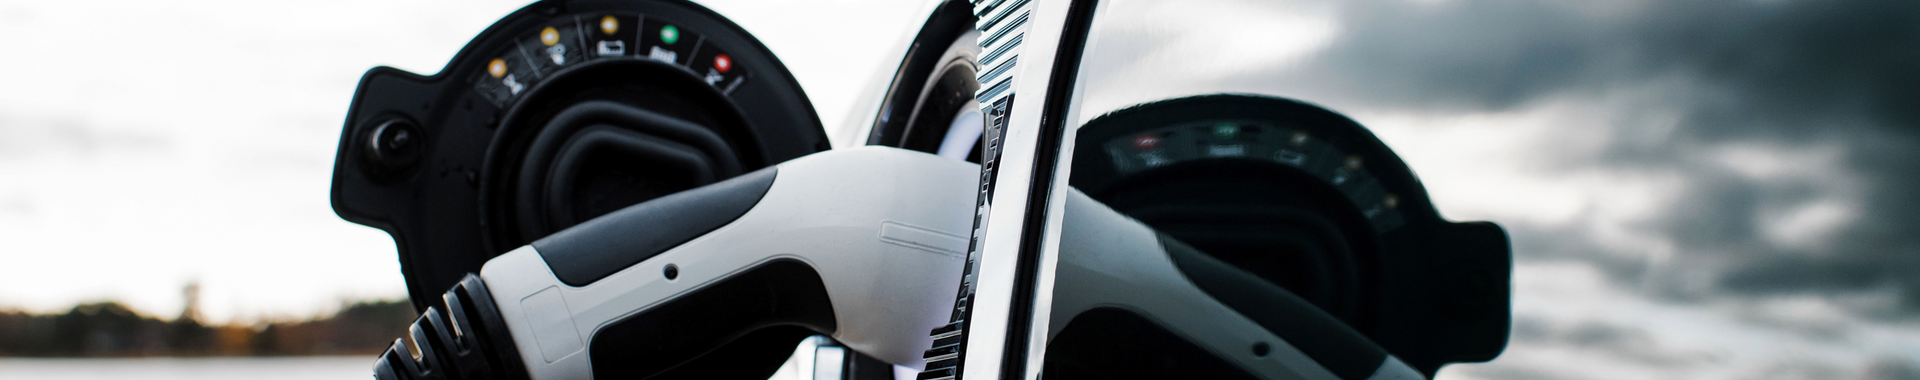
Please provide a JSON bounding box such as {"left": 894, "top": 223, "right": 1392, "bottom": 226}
{"left": 1290, "top": 131, "right": 1309, "bottom": 146}
{"left": 541, "top": 27, "right": 559, "bottom": 46}
{"left": 488, "top": 58, "right": 507, "bottom": 78}
{"left": 1383, "top": 194, "right": 1399, "bottom": 209}
{"left": 1344, "top": 155, "right": 1364, "bottom": 170}
{"left": 600, "top": 16, "right": 618, "bottom": 35}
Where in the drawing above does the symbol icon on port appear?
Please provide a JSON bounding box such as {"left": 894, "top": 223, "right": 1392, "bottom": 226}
{"left": 1274, "top": 150, "right": 1306, "bottom": 166}
{"left": 596, "top": 41, "right": 625, "bottom": 56}
{"left": 649, "top": 46, "right": 678, "bottom": 63}
{"left": 503, "top": 74, "right": 525, "bottom": 95}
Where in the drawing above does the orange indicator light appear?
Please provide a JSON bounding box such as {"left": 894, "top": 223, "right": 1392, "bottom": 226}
{"left": 488, "top": 58, "right": 507, "bottom": 78}
{"left": 600, "top": 16, "right": 618, "bottom": 35}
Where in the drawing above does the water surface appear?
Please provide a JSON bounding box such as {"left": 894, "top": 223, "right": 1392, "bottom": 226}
{"left": 0, "top": 356, "right": 368, "bottom": 380}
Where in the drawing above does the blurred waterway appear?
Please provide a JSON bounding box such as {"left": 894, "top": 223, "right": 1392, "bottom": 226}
{"left": 0, "top": 357, "right": 368, "bottom": 380}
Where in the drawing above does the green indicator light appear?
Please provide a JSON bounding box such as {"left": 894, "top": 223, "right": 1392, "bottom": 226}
{"left": 1212, "top": 123, "right": 1238, "bottom": 139}
{"left": 661, "top": 25, "right": 680, "bottom": 45}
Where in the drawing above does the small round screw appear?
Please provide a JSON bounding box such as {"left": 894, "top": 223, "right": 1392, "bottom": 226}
{"left": 663, "top": 264, "right": 679, "bottom": 280}
{"left": 366, "top": 119, "right": 423, "bottom": 169}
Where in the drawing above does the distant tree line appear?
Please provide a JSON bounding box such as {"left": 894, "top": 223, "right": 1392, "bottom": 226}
{"left": 0, "top": 300, "right": 415, "bottom": 357}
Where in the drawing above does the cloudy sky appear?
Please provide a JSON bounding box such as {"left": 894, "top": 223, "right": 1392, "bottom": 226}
{"left": 0, "top": 0, "right": 1915, "bottom": 379}
{"left": 1069, "top": 0, "right": 1919, "bottom": 378}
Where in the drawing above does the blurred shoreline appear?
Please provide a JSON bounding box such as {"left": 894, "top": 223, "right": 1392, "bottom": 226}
{"left": 0, "top": 299, "right": 412, "bottom": 357}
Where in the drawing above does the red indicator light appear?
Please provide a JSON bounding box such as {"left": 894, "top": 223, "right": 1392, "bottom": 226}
{"left": 1131, "top": 134, "right": 1160, "bottom": 151}
{"left": 714, "top": 54, "right": 732, "bottom": 73}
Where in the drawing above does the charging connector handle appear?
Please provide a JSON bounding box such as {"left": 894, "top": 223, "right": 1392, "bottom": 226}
{"left": 373, "top": 275, "right": 529, "bottom": 380}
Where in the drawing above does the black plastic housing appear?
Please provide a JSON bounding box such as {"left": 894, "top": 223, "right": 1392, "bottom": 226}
{"left": 1067, "top": 95, "right": 1512, "bottom": 376}
{"left": 330, "top": 0, "right": 828, "bottom": 311}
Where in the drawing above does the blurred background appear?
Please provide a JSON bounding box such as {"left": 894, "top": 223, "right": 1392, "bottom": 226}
{"left": 0, "top": 0, "right": 1914, "bottom": 379}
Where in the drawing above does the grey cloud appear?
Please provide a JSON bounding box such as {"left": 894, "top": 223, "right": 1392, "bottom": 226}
{"left": 1638, "top": 1, "right": 1920, "bottom": 140}
{"left": 1502, "top": 223, "right": 1650, "bottom": 280}
{"left": 1466, "top": 314, "right": 1920, "bottom": 379}
{"left": 1860, "top": 357, "right": 1920, "bottom": 380}
{"left": 1282, "top": 0, "right": 1920, "bottom": 126}
{"left": 1282, "top": 1, "right": 1630, "bottom": 111}
{"left": 1512, "top": 315, "right": 1724, "bottom": 369}
{"left": 1241, "top": 0, "right": 1920, "bottom": 315}
{"left": 1445, "top": 364, "right": 1576, "bottom": 380}
{"left": 1732, "top": 358, "right": 1851, "bottom": 380}
{"left": 1728, "top": 357, "right": 1920, "bottom": 380}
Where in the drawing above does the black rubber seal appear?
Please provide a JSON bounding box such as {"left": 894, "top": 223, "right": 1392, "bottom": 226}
{"left": 516, "top": 100, "right": 745, "bottom": 237}
{"left": 542, "top": 124, "right": 718, "bottom": 227}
